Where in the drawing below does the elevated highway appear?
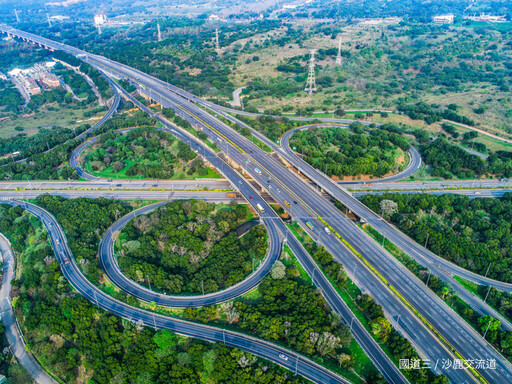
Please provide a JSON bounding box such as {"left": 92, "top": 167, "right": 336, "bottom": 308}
{"left": 4, "top": 24, "right": 512, "bottom": 383}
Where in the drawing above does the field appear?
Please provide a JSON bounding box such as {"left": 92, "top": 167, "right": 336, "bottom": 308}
{"left": 226, "top": 21, "right": 512, "bottom": 140}
{"left": 0, "top": 103, "right": 104, "bottom": 138}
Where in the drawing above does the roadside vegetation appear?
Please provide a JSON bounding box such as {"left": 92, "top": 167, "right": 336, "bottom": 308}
{"left": 286, "top": 221, "right": 448, "bottom": 384}
{"left": 0, "top": 202, "right": 307, "bottom": 384}
{"left": 0, "top": 109, "right": 155, "bottom": 181}
{"left": 360, "top": 193, "right": 512, "bottom": 283}
{"left": 83, "top": 126, "right": 219, "bottom": 180}
{"left": 290, "top": 124, "right": 409, "bottom": 180}
{"left": 420, "top": 137, "right": 512, "bottom": 179}
{"left": 117, "top": 200, "right": 266, "bottom": 295}
{"left": 362, "top": 224, "right": 512, "bottom": 364}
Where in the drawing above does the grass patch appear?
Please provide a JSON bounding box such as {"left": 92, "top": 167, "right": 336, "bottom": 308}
{"left": 454, "top": 276, "right": 479, "bottom": 295}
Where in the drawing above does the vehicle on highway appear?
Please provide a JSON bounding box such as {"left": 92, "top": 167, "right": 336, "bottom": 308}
{"left": 279, "top": 353, "right": 288, "bottom": 361}
{"left": 249, "top": 195, "right": 254, "bottom": 200}
{"left": 306, "top": 221, "right": 314, "bottom": 231}
{"left": 324, "top": 227, "right": 331, "bottom": 234}
{"left": 293, "top": 200, "right": 298, "bottom": 205}
{"left": 284, "top": 200, "right": 290, "bottom": 207}
{"left": 254, "top": 167, "right": 262, "bottom": 175}
{"left": 256, "top": 203, "right": 265, "bottom": 213}
{"left": 55, "top": 239, "right": 60, "bottom": 245}
{"left": 60, "top": 252, "right": 70, "bottom": 264}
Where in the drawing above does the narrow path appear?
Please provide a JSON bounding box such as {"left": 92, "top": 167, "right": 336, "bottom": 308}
{"left": 0, "top": 234, "right": 58, "bottom": 384}
{"left": 228, "top": 87, "right": 245, "bottom": 108}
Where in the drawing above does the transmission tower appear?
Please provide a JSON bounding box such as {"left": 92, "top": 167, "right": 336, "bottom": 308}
{"left": 335, "top": 37, "right": 342, "bottom": 65}
{"left": 215, "top": 28, "right": 220, "bottom": 51}
{"left": 14, "top": 9, "right": 20, "bottom": 23}
{"left": 157, "top": 23, "right": 162, "bottom": 42}
{"left": 304, "top": 50, "right": 316, "bottom": 94}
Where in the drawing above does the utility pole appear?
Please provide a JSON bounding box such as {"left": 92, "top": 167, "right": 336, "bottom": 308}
{"left": 215, "top": 28, "right": 220, "bottom": 51}
{"left": 14, "top": 9, "right": 20, "bottom": 24}
{"left": 157, "top": 23, "right": 162, "bottom": 42}
{"left": 335, "top": 37, "right": 342, "bottom": 65}
{"left": 483, "top": 319, "right": 492, "bottom": 339}
{"left": 484, "top": 286, "right": 492, "bottom": 303}
{"left": 304, "top": 50, "right": 316, "bottom": 94}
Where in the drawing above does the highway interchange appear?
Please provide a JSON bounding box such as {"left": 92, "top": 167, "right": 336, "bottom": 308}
{"left": 2, "top": 24, "right": 512, "bottom": 384}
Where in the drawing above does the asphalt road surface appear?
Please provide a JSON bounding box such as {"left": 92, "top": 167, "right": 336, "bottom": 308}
{"left": 0, "top": 199, "right": 356, "bottom": 384}
{"left": 0, "top": 180, "right": 231, "bottom": 191}
{"left": 98, "top": 201, "right": 282, "bottom": 307}
{"left": 4, "top": 24, "right": 512, "bottom": 383}
{"left": 277, "top": 123, "right": 423, "bottom": 185}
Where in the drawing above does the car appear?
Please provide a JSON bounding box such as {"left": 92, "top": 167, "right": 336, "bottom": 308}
{"left": 324, "top": 227, "right": 331, "bottom": 234}
{"left": 116, "top": 184, "right": 122, "bottom": 187}
{"left": 293, "top": 200, "right": 298, "bottom": 205}
{"left": 279, "top": 353, "right": 288, "bottom": 361}
{"left": 63, "top": 257, "right": 70, "bottom": 265}
{"left": 55, "top": 239, "right": 60, "bottom": 245}
{"left": 284, "top": 200, "right": 290, "bottom": 207}
{"left": 249, "top": 196, "right": 254, "bottom": 200}
{"left": 152, "top": 184, "right": 158, "bottom": 187}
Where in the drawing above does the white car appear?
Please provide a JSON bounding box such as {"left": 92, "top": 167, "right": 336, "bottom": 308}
{"left": 56, "top": 239, "right": 60, "bottom": 245}
{"left": 279, "top": 353, "right": 288, "bottom": 361}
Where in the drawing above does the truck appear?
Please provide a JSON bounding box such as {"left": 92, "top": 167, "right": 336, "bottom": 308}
{"left": 284, "top": 200, "right": 290, "bottom": 207}
{"left": 256, "top": 203, "right": 265, "bottom": 213}
{"left": 305, "top": 221, "right": 314, "bottom": 231}
{"left": 226, "top": 192, "right": 238, "bottom": 198}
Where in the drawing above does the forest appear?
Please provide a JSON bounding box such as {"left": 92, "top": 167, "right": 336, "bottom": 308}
{"left": 0, "top": 203, "right": 309, "bottom": 384}
{"left": 0, "top": 79, "right": 24, "bottom": 114}
{"left": 360, "top": 193, "right": 512, "bottom": 283}
{"left": 118, "top": 200, "right": 266, "bottom": 294}
{"left": 421, "top": 138, "right": 512, "bottom": 178}
{"left": 84, "top": 127, "right": 215, "bottom": 180}
{"left": 290, "top": 124, "right": 409, "bottom": 179}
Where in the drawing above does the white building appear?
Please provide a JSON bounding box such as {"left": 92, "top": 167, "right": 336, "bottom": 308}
{"left": 94, "top": 13, "right": 107, "bottom": 26}
{"left": 433, "top": 14, "right": 454, "bottom": 24}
